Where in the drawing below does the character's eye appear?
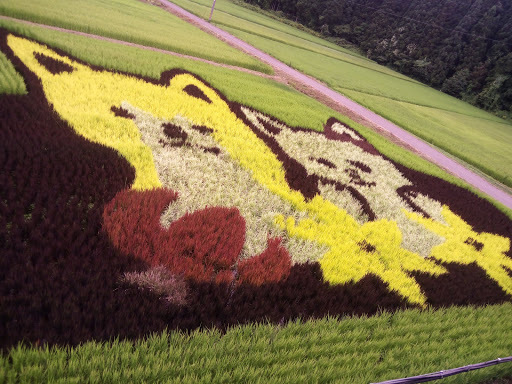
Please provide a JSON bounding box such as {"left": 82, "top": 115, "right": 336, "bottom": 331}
{"left": 190, "top": 125, "right": 213, "bottom": 135}
{"left": 347, "top": 160, "right": 371, "bottom": 174}
{"left": 183, "top": 84, "right": 212, "bottom": 104}
{"left": 111, "top": 106, "right": 135, "bottom": 120}
{"left": 34, "top": 52, "right": 74, "bottom": 75}
{"left": 163, "top": 123, "right": 188, "bottom": 142}
{"left": 309, "top": 157, "right": 336, "bottom": 169}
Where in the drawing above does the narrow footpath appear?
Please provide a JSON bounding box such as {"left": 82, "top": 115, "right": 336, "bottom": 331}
{"left": 157, "top": 0, "right": 512, "bottom": 210}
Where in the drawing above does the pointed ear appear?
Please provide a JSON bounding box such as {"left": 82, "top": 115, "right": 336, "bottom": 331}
{"left": 7, "top": 33, "right": 81, "bottom": 78}
{"left": 324, "top": 118, "right": 365, "bottom": 142}
{"left": 33, "top": 52, "right": 75, "bottom": 75}
{"left": 323, "top": 118, "right": 380, "bottom": 155}
{"left": 239, "top": 106, "right": 285, "bottom": 136}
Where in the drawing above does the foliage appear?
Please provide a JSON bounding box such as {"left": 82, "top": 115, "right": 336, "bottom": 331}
{"left": 2, "top": 304, "right": 512, "bottom": 383}
{"left": 0, "top": 50, "right": 25, "bottom": 94}
{"left": 0, "top": 0, "right": 270, "bottom": 73}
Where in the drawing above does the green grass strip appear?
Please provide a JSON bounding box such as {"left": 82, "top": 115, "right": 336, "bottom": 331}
{"left": 0, "top": 49, "right": 25, "bottom": 94}
{"left": 2, "top": 304, "right": 512, "bottom": 383}
{"left": 0, "top": 0, "right": 271, "bottom": 73}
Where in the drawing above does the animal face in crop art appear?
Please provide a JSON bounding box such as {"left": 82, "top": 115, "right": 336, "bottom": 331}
{"left": 2, "top": 29, "right": 511, "bottom": 345}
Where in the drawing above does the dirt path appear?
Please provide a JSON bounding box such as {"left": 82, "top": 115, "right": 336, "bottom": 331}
{"left": 157, "top": 0, "right": 512, "bottom": 210}
{"left": 0, "top": 15, "right": 279, "bottom": 80}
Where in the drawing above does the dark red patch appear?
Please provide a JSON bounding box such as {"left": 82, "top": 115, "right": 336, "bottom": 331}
{"left": 345, "top": 167, "right": 376, "bottom": 187}
{"left": 254, "top": 114, "right": 282, "bottom": 135}
{"left": 103, "top": 189, "right": 245, "bottom": 283}
{"left": 347, "top": 160, "right": 371, "bottom": 173}
{"left": 324, "top": 118, "right": 380, "bottom": 156}
{"left": 34, "top": 52, "right": 74, "bottom": 75}
{"left": 111, "top": 105, "right": 135, "bottom": 120}
{"left": 183, "top": 84, "right": 211, "bottom": 104}
{"left": 238, "top": 238, "right": 292, "bottom": 286}
{"left": 396, "top": 185, "right": 431, "bottom": 218}
{"left": 359, "top": 240, "right": 376, "bottom": 253}
{"left": 311, "top": 157, "right": 336, "bottom": 169}
{"left": 191, "top": 125, "right": 214, "bottom": 135}
{"left": 413, "top": 262, "right": 512, "bottom": 306}
{"left": 464, "top": 237, "right": 484, "bottom": 252}
{"left": 319, "top": 177, "right": 376, "bottom": 220}
{"left": 163, "top": 123, "right": 188, "bottom": 143}
{"left": 201, "top": 146, "right": 220, "bottom": 155}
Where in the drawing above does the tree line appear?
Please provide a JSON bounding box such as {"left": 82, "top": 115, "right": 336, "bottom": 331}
{"left": 243, "top": 0, "right": 512, "bottom": 116}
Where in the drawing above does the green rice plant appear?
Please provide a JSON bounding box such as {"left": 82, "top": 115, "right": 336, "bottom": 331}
{"left": 2, "top": 304, "right": 512, "bottom": 383}
{"left": 171, "top": 0, "right": 416, "bottom": 81}
{"left": 0, "top": 49, "right": 25, "bottom": 94}
{"left": 0, "top": 0, "right": 270, "bottom": 73}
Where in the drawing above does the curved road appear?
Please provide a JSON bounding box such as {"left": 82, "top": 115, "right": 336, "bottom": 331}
{"left": 158, "top": 0, "right": 512, "bottom": 210}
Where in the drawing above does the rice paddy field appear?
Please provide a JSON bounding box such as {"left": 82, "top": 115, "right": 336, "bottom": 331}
{"left": 0, "top": 0, "right": 512, "bottom": 382}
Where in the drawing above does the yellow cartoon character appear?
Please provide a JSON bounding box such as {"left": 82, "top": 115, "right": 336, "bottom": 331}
{"left": 8, "top": 34, "right": 450, "bottom": 305}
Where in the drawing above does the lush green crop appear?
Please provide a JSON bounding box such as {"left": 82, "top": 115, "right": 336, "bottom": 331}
{"left": 2, "top": 304, "right": 512, "bottom": 383}
{"left": 0, "top": 49, "right": 25, "bottom": 94}
{"left": 171, "top": 0, "right": 416, "bottom": 82}
{"left": 171, "top": 0, "right": 512, "bottom": 187}
{"left": 0, "top": 0, "right": 270, "bottom": 73}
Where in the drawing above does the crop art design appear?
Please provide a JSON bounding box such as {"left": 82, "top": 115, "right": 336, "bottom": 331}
{"left": 1, "top": 31, "right": 512, "bottom": 346}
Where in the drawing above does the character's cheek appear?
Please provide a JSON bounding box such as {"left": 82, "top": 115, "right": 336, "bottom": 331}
{"left": 103, "top": 188, "right": 292, "bottom": 286}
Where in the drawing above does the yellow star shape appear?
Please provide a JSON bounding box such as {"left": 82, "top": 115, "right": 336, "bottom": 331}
{"left": 405, "top": 206, "right": 512, "bottom": 295}
{"left": 277, "top": 199, "right": 446, "bottom": 306}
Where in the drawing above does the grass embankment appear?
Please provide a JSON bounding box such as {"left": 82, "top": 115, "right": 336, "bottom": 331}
{"left": 2, "top": 304, "right": 512, "bottom": 383}
{"left": 0, "top": 0, "right": 270, "bottom": 73}
{"left": 169, "top": 0, "right": 512, "bottom": 188}
{"left": 1, "top": 17, "right": 511, "bottom": 219}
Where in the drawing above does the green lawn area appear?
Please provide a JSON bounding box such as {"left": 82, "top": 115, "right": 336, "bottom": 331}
{"left": 2, "top": 304, "right": 512, "bottom": 383}
{"left": 170, "top": 0, "right": 512, "bottom": 188}
{"left": 0, "top": 0, "right": 270, "bottom": 73}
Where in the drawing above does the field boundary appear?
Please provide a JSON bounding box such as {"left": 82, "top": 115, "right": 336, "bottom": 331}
{"left": 155, "top": 0, "right": 512, "bottom": 210}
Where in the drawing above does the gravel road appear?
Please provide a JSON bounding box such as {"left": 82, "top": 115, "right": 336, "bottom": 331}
{"left": 158, "top": 0, "right": 512, "bottom": 210}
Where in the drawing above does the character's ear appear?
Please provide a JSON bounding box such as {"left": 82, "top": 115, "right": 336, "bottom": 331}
{"left": 160, "top": 70, "right": 219, "bottom": 105}
{"left": 324, "top": 118, "right": 365, "bottom": 142}
{"left": 33, "top": 52, "right": 76, "bottom": 75}
{"left": 240, "top": 106, "right": 285, "bottom": 136}
{"left": 323, "top": 118, "right": 380, "bottom": 155}
{"left": 182, "top": 83, "right": 212, "bottom": 104}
